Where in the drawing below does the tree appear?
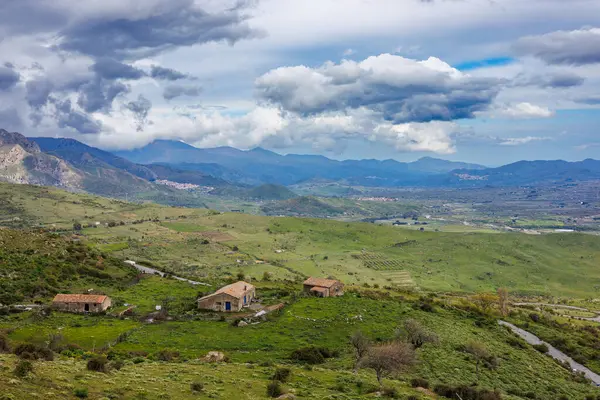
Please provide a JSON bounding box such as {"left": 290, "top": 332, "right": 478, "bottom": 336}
{"left": 350, "top": 331, "right": 370, "bottom": 371}
{"left": 397, "top": 319, "right": 439, "bottom": 349}
{"left": 471, "top": 293, "right": 498, "bottom": 314}
{"left": 359, "top": 342, "right": 416, "bottom": 386}
{"left": 73, "top": 222, "right": 82, "bottom": 231}
{"left": 497, "top": 287, "right": 509, "bottom": 316}
{"left": 464, "top": 341, "right": 491, "bottom": 381}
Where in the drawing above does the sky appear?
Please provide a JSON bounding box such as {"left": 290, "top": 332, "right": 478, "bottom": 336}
{"left": 0, "top": 0, "right": 599, "bottom": 165}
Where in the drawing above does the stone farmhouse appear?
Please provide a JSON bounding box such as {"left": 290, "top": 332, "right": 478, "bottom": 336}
{"left": 197, "top": 281, "right": 255, "bottom": 312}
{"left": 303, "top": 277, "right": 344, "bottom": 297}
{"left": 52, "top": 294, "right": 112, "bottom": 313}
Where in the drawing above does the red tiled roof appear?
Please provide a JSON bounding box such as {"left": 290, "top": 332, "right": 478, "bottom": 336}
{"left": 303, "top": 277, "right": 341, "bottom": 288}
{"left": 52, "top": 294, "right": 108, "bottom": 304}
{"left": 199, "top": 281, "right": 254, "bottom": 301}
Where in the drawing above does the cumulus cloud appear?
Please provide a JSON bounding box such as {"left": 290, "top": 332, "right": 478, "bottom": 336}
{"left": 256, "top": 54, "right": 502, "bottom": 124}
{"left": 484, "top": 102, "right": 554, "bottom": 119}
{"left": 150, "top": 65, "right": 190, "bottom": 81}
{"left": 163, "top": 85, "right": 202, "bottom": 100}
{"left": 91, "top": 58, "right": 146, "bottom": 80}
{"left": 53, "top": 99, "right": 102, "bottom": 134}
{"left": 78, "top": 79, "right": 130, "bottom": 113}
{"left": 513, "top": 27, "right": 600, "bottom": 65}
{"left": 56, "top": 0, "right": 263, "bottom": 59}
{"left": 124, "top": 95, "right": 152, "bottom": 132}
{"left": 0, "top": 66, "right": 20, "bottom": 91}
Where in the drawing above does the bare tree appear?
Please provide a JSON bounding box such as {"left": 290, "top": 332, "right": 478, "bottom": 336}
{"left": 359, "top": 342, "right": 416, "bottom": 386}
{"left": 397, "top": 319, "right": 439, "bottom": 349}
{"left": 464, "top": 341, "right": 491, "bottom": 381}
{"left": 497, "top": 287, "right": 509, "bottom": 316}
{"left": 350, "top": 331, "right": 370, "bottom": 372}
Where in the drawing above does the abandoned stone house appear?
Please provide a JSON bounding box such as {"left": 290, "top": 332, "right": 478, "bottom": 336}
{"left": 197, "top": 281, "right": 255, "bottom": 312}
{"left": 303, "top": 277, "right": 344, "bottom": 297}
{"left": 52, "top": 294, "right": 112, "bottom": 313}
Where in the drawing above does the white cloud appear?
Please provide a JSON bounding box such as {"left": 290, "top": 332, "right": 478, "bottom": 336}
{"left": 487, "top": 102, "right": 554, "bottom": 119}
{"left": 499, "top": 136, "right": 552, "bottom": 146}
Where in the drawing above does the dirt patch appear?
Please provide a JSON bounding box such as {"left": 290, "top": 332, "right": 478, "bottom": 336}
{"left": 199, "top": 231, "right": 235, "bottom": 242}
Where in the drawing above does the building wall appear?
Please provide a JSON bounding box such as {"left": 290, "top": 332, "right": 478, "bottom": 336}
{"left": 198, "top": 289, "right": 255, "bottom": 312}
{"left": 52, "top": 299, "right": 111, "bottom": 313}
{"left": 304, "top": 282, "right": 344, "bottom": 297}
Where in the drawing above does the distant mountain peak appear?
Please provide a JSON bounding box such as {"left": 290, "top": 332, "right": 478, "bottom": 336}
{"left": 0, "top": 129, "right": 41, "bottom": 153}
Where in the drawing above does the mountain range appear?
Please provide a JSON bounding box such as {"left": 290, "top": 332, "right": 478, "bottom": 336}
{"left": 114, "top": 139, "right": 486, "bottom": 186}
{"left": 2, "top": 129, "right": 600, "bottom": 204}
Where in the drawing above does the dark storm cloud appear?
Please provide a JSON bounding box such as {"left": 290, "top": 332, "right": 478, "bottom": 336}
{"left": 256, "top": 54, "right": 502, "bottom": 124}
{"left": 0, "top": 66, "right": 20, "bottom": 91}
{"left": 576, "top": 95, "right": 600, "bottom": 105}
{"left": 25, "top": 79, "right": 54, "bottom": 108}
{"left": 91, "top": 58, "right": 146, "bottom": 80}
{"left": 0, "top": 0, "right": 68, "bottom": 35}
{"left": 125, "top": 95, "right": 152, "bottom": 131}
{"left": 512, "top": 72, "right": 585, "bottom": 88}
{"left": 0, "top": 107, "right": 23, "bottom": 130}
{"left": 163, "top": 85, "right": 202, "bottom": 100}
{"left": 53, "top": 99, "right": 102, "bottom": 134}
{"left": 57, "top": 0, "right": 263, "bottom": 59}
{"left": 150, "top": 65, "right": 190, "bottom": 81}
{"left": 513, "top": 28, "right": 600, "bottom": 65}
{"left": 78, "top": 79, "right": 130, "bottom": 113}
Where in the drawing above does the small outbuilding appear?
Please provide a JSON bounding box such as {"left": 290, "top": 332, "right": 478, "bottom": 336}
{"left": 197, "top": 281, "right": 255, "bottom": 312}
{"left": 52, "top": 294, "right": 112, "bottom": 313}
{"left": 303, "top": 277, "right": 344, "bottom": 297}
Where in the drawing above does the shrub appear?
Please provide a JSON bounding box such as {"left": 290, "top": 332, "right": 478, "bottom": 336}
{"left": 0, "top": 332, "right": 10, "bottom": 353}
{"left": 382, "top": 387, "right": 399, "bottom": 398}
{"left": 532, "top": 343, "right": 549, "bottom": 353}
{"left": 190, "top": 382, "right": 204, "bottom": 392}
{"left": 410, "top": 378, "right": 429, "bottom": 389}
{"left": 529, "top": 313, "right": 540, "bottom": 323}
{"left": 154, "top": 349, "right": 179, "bottom": 361}
{"left": 434, "top": 384, "right": 502, "bottom": 400}
{"left": 14, "top": 360, "right": 33, "bottom": 377}
{"left": 110, "top": 359, "right": 125, "bottom": 370}
{"left": 73, "top": 388, "right": 88, "bottom": 398}
{"left": 290, "top": 346, "right": 336, "bottom": 364}
{"left": 13, "top": 343, "right": 53, "bottom": 361}
{"left": 272, "top": 367, "right": 292, "bottom": 383}
{"left": 132, "top": 357, "right": 145, "bottom": 364}
{"left": 266, "top": 381, "right": 284, "bottom": 398}
{"left": 87, "top": 356, "right": 109, "bottom": 372}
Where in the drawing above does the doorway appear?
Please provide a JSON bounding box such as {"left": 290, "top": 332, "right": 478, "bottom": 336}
{"left": 225, "top": 302, "right": 231, "bottom": 311}
{"left": 84, "top": 303, "right": 90, "bottom": 312}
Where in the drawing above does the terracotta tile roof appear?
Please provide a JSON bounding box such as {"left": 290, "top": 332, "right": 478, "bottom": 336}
{"left": 52, "top": 294, "right": 108, "bottom": 304}
{"left": 310, "top": 286, "right": 328, "bottom": 293}
{"left": 199, "top": 281, "right": 254, "bottom": 301}
{"left": 303, "top": 277, "right": 341, "bottom": 288}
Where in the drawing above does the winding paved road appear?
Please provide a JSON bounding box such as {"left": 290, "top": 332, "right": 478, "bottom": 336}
{"left": 499, "top": 320, "right": 600, "bottom": 385}
{"left": 125, "top": 260, "right": 210, "bottom": 286}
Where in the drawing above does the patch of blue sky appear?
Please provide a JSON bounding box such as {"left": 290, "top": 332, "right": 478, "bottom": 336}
{"left": 455, "top": 57, "right": 515, "bottom": 71}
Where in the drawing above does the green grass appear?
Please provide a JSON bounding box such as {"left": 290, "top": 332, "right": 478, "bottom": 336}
{"left": 161, "top": 222, "right": 209, "bottom": 232}
{"left": 4, "top": 295, "right": 598, "bottom": 399}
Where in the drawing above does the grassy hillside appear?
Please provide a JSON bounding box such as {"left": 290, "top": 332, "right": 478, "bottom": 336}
{"left": 3, "top": 182, "right": 600, "bottom": 298}
{"left": 0, "top": 229, "right": 136, "bottom": 304}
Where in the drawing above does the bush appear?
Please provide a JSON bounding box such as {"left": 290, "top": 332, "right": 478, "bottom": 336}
{"left": 434, "top": 384, "right": 502, "bottom": 400}
{"left": 272, "top": 367, "right": 292, "bottom": 383}
{"left": 73, "top": 388, "right": 88, "bottom": 398}
{"left": 190, "top": 382, "right": 204, "bottom": 392}
{"left": 290, "top": 346, "right": 337, "bottom": 364}
{"left": 13, "top": 343, "right": 53, "bottom": 361}
{"left": 14, "top": 360, "right": 33, "bottom": 377}
{"left": 87, "top": 356, "right": 109, "bottom": 372}
{"left": 110, "top": 359, "right": 125, "bottom": 370}
{"left": 0, "top": 332, "right": 10, "bottom": 353}
{"left": 266, "top": 381, "right": 284, "bottom": 398}
{"left": 154, "top": 349, "right": 179, "bottom": 361}
{"left": 410, "top": 378, "right": 429, "bottom": 389}
{"left": 382, "top": 387, "right": 399, "bottom": 398}
{"left": 532, "top": 343, "right": 549, "bottom": 353}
